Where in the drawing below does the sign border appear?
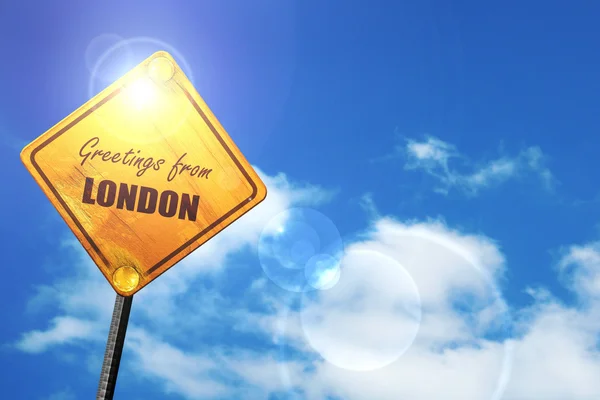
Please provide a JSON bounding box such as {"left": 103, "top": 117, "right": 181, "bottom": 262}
{"left": 28, "top": 81, "right": 259, "bottom": 277}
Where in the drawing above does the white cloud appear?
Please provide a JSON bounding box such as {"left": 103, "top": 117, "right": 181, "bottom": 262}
{"left": 261, "top": 218, "right": 513, "bottom": 399}
{"left": 126, "top": 329, "right": 229, "bottom": 399}
{"left": 407, "top": 136, "right": 457, "bottom": 166}
{"left": 14, "top": 170, "right": 600, "bottom": 400}
{"left": 502, "top": 290, "right": 600, "bottom": 399}
{"left": 14, "top": 169, "right": 333, "bottom": 397}
{"left": 401, "top": 136, "right": 556, "bottom": 195}
{"left": 252, "top": 219, "right": 600, "bottom": 400}
{"left": 558, "top": 241, "right": 600, "bottom": 300}
{"left": 16, "top": 316, "right": 100, "bottom": 353}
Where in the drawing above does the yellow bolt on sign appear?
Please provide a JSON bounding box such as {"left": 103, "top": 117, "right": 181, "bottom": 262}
{"left": 21, "top": 52, "right": 267, "bottom": 296}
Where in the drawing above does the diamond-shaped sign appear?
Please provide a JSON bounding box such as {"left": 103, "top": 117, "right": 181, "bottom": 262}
{"left": 21, "top": 51, "right": 267, "bottom": 296}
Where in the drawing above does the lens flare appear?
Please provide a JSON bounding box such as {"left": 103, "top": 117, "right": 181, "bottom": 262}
{"left": 148, "top": 56, "right": 175, "bottom": 82}
{"left": 124, "top": 77, "right": 157, "bottom": 110}
{"left": 300, "top": 249, "right": 422, "bottom": 371}
{"left": 304, "top": 254, "right": 341, "bottom": 290}
{"left": 258, "top": 208, "right": 344, "bottom": 292}
{"left": 86, "top": 37, "right": 195, "bottom": 144}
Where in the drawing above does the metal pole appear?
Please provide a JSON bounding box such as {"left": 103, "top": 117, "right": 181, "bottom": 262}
{"left": 96, "top": 294, "right": 133, "bottom": 400}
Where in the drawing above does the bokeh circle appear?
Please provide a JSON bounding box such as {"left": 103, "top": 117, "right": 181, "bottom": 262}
{"left": 300, "top": 248, "right": 422, "bottom": 371}
{"left": 275, "top": 226, "right": 514, "bottom": 400}
{"left": 258, "top": 208, "right": 344, "bottom": 293}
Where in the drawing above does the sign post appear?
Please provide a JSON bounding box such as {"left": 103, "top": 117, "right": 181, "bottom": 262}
{"left": 96, "top": 294, "right": 133, "bottom": 400}
{"left": 20, "top": 51, "right": 267, "bottom": 396}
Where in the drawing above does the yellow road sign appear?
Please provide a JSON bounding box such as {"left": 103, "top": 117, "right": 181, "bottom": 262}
{"left": 21, "top": 51, "right": 267, "bottom": 296}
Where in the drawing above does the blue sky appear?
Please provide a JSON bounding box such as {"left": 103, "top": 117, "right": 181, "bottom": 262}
{"left": 2, "top": 1, "right": 600, "bottom": 399}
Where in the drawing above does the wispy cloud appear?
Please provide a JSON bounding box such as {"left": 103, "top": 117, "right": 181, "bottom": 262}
{"left": 16, "top": 316, "right": 100, "bottom": 353}
{"left": 127, "top": 329, "right": 230, "bottom": 399}
{"left": 357, "top": 192, "right": 380, "bottom": 220}
{"left": 388, "top": 135, "right": 556, "bottom": 196}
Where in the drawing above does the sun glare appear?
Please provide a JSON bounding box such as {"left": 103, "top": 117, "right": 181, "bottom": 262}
{"left": 125, "top": 77, "right": 156, "bottom": 109}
